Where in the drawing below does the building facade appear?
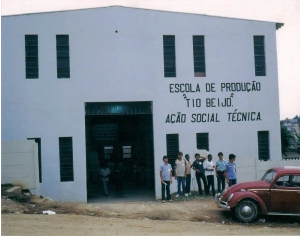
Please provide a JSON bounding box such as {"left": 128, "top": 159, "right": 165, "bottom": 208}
{"left": 1, "top": 6, "right": 282, "bottom": 202}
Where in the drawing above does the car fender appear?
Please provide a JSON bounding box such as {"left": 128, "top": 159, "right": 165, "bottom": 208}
{"left": 228, "top": 192, "right": 268, "bottom": 214}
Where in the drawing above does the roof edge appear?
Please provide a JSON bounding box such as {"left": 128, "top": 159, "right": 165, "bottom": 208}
{"left": 1, "top": 5, "right": 283, "bottom": 25}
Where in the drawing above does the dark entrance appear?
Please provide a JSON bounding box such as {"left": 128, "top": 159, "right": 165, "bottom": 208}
{"left": 85, "top": 102, "right": 154, "bottom": 201}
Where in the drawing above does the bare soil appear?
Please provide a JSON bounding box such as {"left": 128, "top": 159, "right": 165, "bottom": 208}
{"left": 1, "top": 193, "right": 300, "bottom": 235}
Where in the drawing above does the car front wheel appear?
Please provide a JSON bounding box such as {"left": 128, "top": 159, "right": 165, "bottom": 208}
{"left": 234, "top": 200, "right": 258, "bottom": 223}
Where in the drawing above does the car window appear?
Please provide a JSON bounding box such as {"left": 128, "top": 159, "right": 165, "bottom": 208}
{"left": 289, "top": 175, "right": 300, "bottom": 187}
{"left": 275, "top": 175, "right": 300, "bottom": 187}
{"left": 262, "top": 169, "right": 277, "bottom": 183}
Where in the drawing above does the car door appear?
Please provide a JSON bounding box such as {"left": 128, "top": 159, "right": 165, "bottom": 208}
{"left": 268, "top": 175, "right": 300, "bottom": 214}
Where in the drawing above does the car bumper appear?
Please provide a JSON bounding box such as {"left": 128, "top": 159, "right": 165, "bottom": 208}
{"left": 219, "top": 200, "right": 231, "bottom": 210}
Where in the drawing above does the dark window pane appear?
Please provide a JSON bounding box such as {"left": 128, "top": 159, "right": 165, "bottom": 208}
{"left": 164, "top": 67, "right": 176, "bottom": 73}
{"left": 59, "top": 137, "right": 74, "bottom": 182}
{"left": 193, "top": 36, "right": 206, "bottom": 77}
{"left": 25, "top": 35, "right": 38, "bottom": 79}
{"left": 196, "top": 133, "right": 209, "bottom": 151}
{"left": 194, "top": 61, "right": 206, "bottom": 67}
{"left": 163, "top": 36, "right": 175, "bottom": 46}
{"left": 164, "top": 61, "right": 176, "bottom": 67}
{"left": 56, "top": 35, "right": 70, "bottom": 79}
{"left": 163, "top": 35, "right": 176, "bottom": 77}
{"left": 258, "top": 131, "right": 269, "bottom": 160}
{"left": 253, "top": 36, "right": 266, "bottom": 76}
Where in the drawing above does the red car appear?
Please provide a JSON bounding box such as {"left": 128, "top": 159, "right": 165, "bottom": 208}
{"left": 219, "top": 166, "right": 300, "bottom": 222}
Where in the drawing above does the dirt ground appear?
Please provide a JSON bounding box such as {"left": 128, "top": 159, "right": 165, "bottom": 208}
{"left": 1, "top": 194, "right": 300, "bottom": 235}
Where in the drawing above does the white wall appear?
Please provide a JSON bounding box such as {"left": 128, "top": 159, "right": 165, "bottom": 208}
{"left": 1, "top": 6, "right": 281, "bottom": 201}
{"left": 1, "top": 140, "right": 40, "bottom": 196}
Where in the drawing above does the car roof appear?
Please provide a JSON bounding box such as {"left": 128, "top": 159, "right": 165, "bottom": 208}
{"left": 272, "top": 166, "right": 300, "bottom": 175}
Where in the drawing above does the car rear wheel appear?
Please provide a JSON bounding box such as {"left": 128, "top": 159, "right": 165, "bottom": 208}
{"left": 234, "top": 200, "right": 258, "bottom": 223}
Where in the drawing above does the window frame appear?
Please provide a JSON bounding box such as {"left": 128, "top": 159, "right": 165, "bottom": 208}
{"left": 56, "top": 35, "right": 70, "bottom": 78}
{"left": 253, "top": 35, "right": 266, "bottom": 76}
{"left": 196, "top": 132, "right": 209, "bottom": 151}
{"left": 193, "top": 35, "right": 206, "bottom": 77}
{"left": 166, "top": 133, "right": 179, "bottom": 175}
{"left": 25, "top": 35, "right": 39, "bottom": 79}
{"left": 59, "top": 137, "right": 74, "bottom": 182}
{"left": 163, "top": 35, "right": 176, "bottom": 78}
{"left": 257, "top": 131, "right": 270, "bottom": 161}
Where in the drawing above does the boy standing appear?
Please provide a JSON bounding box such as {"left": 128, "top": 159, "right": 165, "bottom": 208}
{"left": 159, "top": 155, "right": 172, "bottom": 202}
{"left": 185, "top": 154, "right": 192, "bottom": 196}
{"left": 215, "top": 152, "right": 227, "bottom": 194}
{"left": 224, "top": 154, "right": 237, "bottom": 187}
{"left": 204, "top": 154, "right": 216, "bottom": 196}
{"left": 192, "top": 153, "right": 208, "bottom": 195}
{"left": 175, "top": 152, "right": 187, "bottom": 197}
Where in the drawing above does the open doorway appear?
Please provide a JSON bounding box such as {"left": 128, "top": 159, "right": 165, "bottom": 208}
{"left": 85, "top": 102, "right": 155, "bottom": 201}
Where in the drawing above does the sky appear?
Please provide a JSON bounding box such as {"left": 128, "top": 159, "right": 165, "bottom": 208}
{"left": 1, "top": 0, "right": 299, "bottom": 120}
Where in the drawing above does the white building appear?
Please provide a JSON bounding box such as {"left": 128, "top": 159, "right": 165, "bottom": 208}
{"left": 1, "top": 6, "right": 283, "bottom": 202}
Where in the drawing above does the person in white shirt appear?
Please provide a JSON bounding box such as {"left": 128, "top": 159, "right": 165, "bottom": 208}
{"left": 204, "top": 154, "right": 216, "bottom": 196}
{"left": 99, "top": 163, "right": 111, "bottom": 196}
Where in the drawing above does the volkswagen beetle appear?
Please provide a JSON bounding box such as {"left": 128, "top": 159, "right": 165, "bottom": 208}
{"left": 218, "top": 166, "right": 300, "bottom": 222}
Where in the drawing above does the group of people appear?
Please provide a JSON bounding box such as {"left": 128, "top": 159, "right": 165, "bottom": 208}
{"left": 159, "top": 151, "right": 237, "bottom": 202}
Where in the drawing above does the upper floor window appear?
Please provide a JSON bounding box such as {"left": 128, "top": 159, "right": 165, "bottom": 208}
{"left": 56, "top": 35, "right": 70, "bottom": 78}
{"left": 253, "top": 36, "right": 266, "bottom": 76}
{"left": 163, "top": 35, "right": 176, "bottom": 77}
{"left": 25, "top": 35, "right": 39, "bottom": 79}
{"left": 193, "top": 36, "right": 206, "bottom": 77}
